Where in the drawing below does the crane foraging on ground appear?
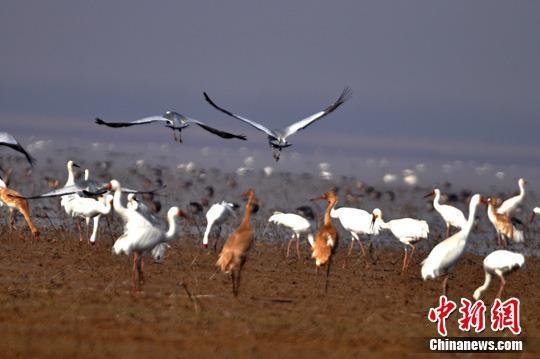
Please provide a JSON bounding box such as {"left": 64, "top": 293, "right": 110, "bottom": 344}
{"left": 371, "top": 209, "right": 429, "bottom": 273}
{"left": 268, "top": 211, "right": 314, "bottom": 258}
{"left": 473, "top": 250, "right": 525, "bottom": 300}
{"left": 203, "top": 201, "right": 239, "bottom": 251}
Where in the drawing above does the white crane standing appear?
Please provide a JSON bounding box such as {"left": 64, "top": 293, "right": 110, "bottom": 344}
{"left": 425, "top": 188, "right": 467, "bottom": 237}
{"left": 421, "top": 194, "right": 483, "bottom": 295}
{"left": 497, "top": 178, "right": 526, "bottom": 216}
{"left": 106, "top": 179, "right": 187, "bottom": 292}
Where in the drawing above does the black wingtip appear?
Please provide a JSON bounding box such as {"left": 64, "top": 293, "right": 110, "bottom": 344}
{"left": 28, "top": 154, "right": 37, "bottom": 167}
{"left": 338, "top": 86, "right": 353, "bottom": 104}
{"left": 203, "top": 92, "right": 213, "bottom": 104}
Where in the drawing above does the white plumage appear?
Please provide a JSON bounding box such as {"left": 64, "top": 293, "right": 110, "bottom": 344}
{"left": 497, "top": 178, "right": 526, "bottom": 216}
{"left": 204, "top": 88, "right": 351, "bottom": 161}
{"left": 68, "top": 194, "right": 113, "bottom": 243}
{"left": 531, "top": 207, "right": 540, "bottom": 222}
{"left": 372, "top": 208, "right": 429, "bottom": 273}
{"left": 202, "top": 201, "right": 238, "bottom": 248}
{"left": 427, "top": 188, "right": 467, "bottom": 237}
{"left": 268, "top": 211, "right": 313, "bottom": 257}
{"left": 486, "top": 197, "right": 524, "bottom": 247}
{"left": 95, "top": 111, "right": 246, "bottom": 142}
{"left": 330, "top": 205, "right": 379, "bottom": 258}
{"left": 107, "top": 179, "right": 186, "bottom": 291}
{"left": 421, "top": 194, "right": 483, "bottom": 295}
{"left": 127, "top": 193, "right": 158, "bottom": 224}
{"left": 473, "top": 250, "right": 525, "bottom": 300}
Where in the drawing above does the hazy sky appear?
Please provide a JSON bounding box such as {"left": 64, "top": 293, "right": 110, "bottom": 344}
{"left": 1, "top": 0, "right": 539, "bottom": 166}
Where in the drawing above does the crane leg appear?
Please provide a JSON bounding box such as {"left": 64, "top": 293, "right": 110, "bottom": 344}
{"left": 367, "top": 237, "right": 378, "bottom": 264}
{"left": 358, "top": 240, "right": 367, "bottom": 259}
{"left": 8, "top": 208, "right": 15, "bottom": 230}
{"left": 445, "top": 226, "right": 450, "bottom": 238}
{"left": 213, "top": 225, "right": 222, "bottom": 253}
{"left": 347, "top": 239, "right": 355, "bottom": 256}
{"left": 442, "top": 274, "right": 449, "bottom": 296}
{"left": 76, "top": 219, "right": 84, "bottom": 242}
{"left": 286, "top": 235, "right": 294, "bottom": 258}
{"left": 324, "top": 257, "right": 332, "bottom": 294}
{"left": 231, "top": 269, "right": 242, "bottom": 297}
{"left": 296, "top": 235, "right": 301, "bottom": 258}
{"left": 404, "top": 243, "right": 415, "bottom": 271}
{"left": 401, "top": 247, "right": 408, "bottom": 274}
{"left": 139, "top": 257, "right": 145, "bottom": 285}
{"left": 132, "top": 253, "right": 139, "bottom": 292}
{"left": 496, "top": 275, "right": 506, "bottom": 299}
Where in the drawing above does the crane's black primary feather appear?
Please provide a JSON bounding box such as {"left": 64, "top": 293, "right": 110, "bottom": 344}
{"left": 194, "top": 123, "right": 246, "bottom": 140}
{"left": 95, "top": 118, "right": 137, "bottom": 128}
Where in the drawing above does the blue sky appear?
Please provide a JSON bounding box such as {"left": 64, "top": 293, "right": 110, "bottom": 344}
{"left": 1, "top": 0, "right": 539, "bottom": 166}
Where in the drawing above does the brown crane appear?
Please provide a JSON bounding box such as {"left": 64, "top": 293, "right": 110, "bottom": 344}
{"left": 216, "top": 189, "right": 257, "bottom": 297}
{"left": 0, "top": 178, "right": 39, "bottom": 240}
{"left": 311, "top": 190, "right": 339, "bottom": 292}
{"left": 485, "top": 197, "right": 524, "bottom": 247}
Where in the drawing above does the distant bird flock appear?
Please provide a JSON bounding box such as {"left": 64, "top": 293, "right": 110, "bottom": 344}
{"left": 0, "top": 88, "right": 532, "bottom": 299}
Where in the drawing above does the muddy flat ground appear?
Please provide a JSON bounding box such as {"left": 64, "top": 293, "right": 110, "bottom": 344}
{"left": 0, "top": 227, "right": 538, "bottom": 358}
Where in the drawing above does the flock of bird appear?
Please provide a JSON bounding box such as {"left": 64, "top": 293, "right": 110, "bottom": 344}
{"left": 0, "top": 88, "right": 533, "bottom": 300}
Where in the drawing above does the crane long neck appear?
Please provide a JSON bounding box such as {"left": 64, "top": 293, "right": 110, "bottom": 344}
{"left": 66, "top": 165, "right": 75, "bottom": 186}
{"left": 473, "top": 271, "right": 492, "bottom": 300}
{"left": 433, "top": 191, "right": 442, "bottom": 211}
{"left": 463, "top": 199, "right": 480, "bottom": 237}
{"left": 112, "top": 185, "right": 129, "bottom": 220}
{"left": 103, "top": 198, "right": 113, "bottom": 215}
{"left": 329, "top": 201, "right": 338, "bottom": 218}
{"left": 324, "top": 198, "right": 337, "bottom": 226}
{"left": 519, "top": 181, "right": 525, "bottom": 197}
{"left": 486, "top": 202, "right": 497, "bottom": 223}
{"left": 240, "top": 194, "right": 254, "bottom": 228}
{"left": 165, "top": 213, "right": 178, "bottom": 239}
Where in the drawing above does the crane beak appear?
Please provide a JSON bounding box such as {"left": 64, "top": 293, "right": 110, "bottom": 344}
{"left": 370, "top": 215, "right": 376, "bottom": 231}
{"left": 72, "top": 162, "right": 81, "bottom": 168}
{"left": 423, "top": 191, "right": 434, "bottom": 198}
{"left": 310, "top": 194, "right": 326, "bottom": 201}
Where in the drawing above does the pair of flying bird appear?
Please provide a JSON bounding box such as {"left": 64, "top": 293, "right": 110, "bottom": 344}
{"left": 95, "top": 88, "right": 351, "bottom": 161}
